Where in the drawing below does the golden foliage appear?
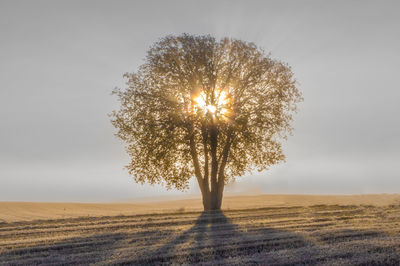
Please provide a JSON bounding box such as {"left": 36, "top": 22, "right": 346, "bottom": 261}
{"left": 111, "top": 34, "right": 302, "bottom": 200}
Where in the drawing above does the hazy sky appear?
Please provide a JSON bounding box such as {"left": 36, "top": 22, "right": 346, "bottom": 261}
{"left": 1, "top": 0, "right": 399, "bottom": 202}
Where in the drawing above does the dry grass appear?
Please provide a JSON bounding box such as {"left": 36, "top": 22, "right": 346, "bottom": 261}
{"left": 1, "top": 194, "right": 400, "bottom": 265}
{"left": 1, "top": 194, "right": 399, "bottom": 223}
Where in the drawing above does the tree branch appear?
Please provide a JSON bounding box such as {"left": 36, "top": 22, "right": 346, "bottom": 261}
{"left": 201, "top": 126, "right": 210, "bottom": 193}
{"left": 188, "top": 125, "right": 205, "bottom": 193}
{"left": 218, "top": 130, "right": 234, "bottom": 185}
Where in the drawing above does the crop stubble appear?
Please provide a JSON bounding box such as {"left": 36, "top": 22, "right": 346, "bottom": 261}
{"left": 1, "top": 204, "right": 400, "bottom": 265}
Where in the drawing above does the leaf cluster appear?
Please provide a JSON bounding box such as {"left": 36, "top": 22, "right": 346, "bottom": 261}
{"left": 111, "top": 34, "right": 302, "bottom": 190}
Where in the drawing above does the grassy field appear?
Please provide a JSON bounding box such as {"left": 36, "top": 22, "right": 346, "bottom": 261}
{"left": 1, "top": 194, "right": 400, "bottom": 265}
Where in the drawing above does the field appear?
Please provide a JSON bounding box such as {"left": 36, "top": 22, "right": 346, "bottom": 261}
{"left": 1, "top": 194, "right": 400, "bottom": 265}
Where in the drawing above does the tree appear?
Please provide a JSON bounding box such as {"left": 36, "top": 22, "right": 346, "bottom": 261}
{"left": 111, "top": 34, "right": 302, "bottom": 211}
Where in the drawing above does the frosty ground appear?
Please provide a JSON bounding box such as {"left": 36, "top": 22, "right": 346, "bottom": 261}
{"left": 1, "top": 195, "right": 400, "bottom": 265}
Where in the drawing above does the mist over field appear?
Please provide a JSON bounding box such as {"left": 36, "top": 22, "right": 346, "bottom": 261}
{"left": 1, "top": 1, "right": 400, "bottom": 264}
{"left": 1, "top": 0, "right": 400, "bottom": 202}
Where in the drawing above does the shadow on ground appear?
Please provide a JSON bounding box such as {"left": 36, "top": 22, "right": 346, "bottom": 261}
{"left": 2, "top": 210, "right": 399, "bottom": 265}
{"left": 128, "top": 211, "right": 400, "bottom": 265}
{"left": 130, "top": 211, "right": 313, "bottom": 265}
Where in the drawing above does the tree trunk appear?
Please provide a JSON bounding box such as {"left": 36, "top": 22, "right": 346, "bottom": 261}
{"left": 201, "top": 190, "right": 211, "bottom": 211}
{"left": 202, "top": 171, "right": 225, "bottom": 211}
{"left": 201, "top": 187, "right": 223, "bottom": 211}
{"left": 190, "top": 124, "right": 231, "bottom": 211}
{"left": 209, "top": 125, "right": 220, "bottom": 210}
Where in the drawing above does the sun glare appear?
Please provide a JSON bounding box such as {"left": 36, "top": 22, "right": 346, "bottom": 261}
{"left": 193, "top": 92, "right": 207, "bottom": 110}
{"left": 191, "top": 89, "right": 231, "bottom": 120}
{"left": 207, "top": 105, "right": 216, "bottom": 113}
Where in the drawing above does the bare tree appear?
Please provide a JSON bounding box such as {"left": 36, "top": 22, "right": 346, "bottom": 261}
{"left": 111, "top": 34, "right": 302, "bottom": 210}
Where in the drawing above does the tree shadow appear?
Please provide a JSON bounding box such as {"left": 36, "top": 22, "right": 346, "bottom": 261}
{"left": 130, "top": 210, "right": 313, "bottom": 265}
{"left": 130, "top": 210, "right": 400, "bottom": 265}
{"left": 2, "top": 211, "right": 399, "bottom": 265}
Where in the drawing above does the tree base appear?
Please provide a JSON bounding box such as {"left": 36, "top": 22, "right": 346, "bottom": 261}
{"left": 202, "top": 198, "right": 222, "bottom": 211}
{"left": 203, "top": 207, "right": 222, "bottom": 212}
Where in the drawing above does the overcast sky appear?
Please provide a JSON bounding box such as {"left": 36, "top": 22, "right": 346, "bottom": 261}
{"left": 1, "top": 0, "right": 399, "bottom": 202}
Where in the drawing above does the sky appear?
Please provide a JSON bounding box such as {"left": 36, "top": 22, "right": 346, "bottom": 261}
{"left": 1, "top": 0, "right": 399, "bottom": 202}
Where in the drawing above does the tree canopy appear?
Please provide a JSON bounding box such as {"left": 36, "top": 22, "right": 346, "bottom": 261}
{"left": 111, "top": 34, "right": 302, "bottom": 210}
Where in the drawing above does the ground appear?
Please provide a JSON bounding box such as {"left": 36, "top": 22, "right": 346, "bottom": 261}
{"left": 1, "top": 194, "right": 400, "bottom": 265}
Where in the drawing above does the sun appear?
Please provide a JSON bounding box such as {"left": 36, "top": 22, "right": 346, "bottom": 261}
{"left": 193, "top": 91, "right": 207, "bottom": 111}
{"left": 192, "top": 89, "right": 231, "bottom": 119}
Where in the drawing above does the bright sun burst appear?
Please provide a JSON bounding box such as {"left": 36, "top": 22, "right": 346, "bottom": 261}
{"left": 192, "top": 89, "right": 230, "bottom": 119}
